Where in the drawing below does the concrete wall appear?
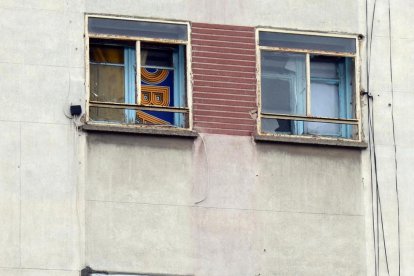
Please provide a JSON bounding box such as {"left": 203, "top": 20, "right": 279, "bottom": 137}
{"left": 85, "top": 134, "right": 365, "bottom": 275}
{"left": 364, "top": 0, "right": 414, "bottom": 275}
{"left": 0, "top": 0, "right": 84, "bottom": 275}
{"left": 2, "top": 0, "right": 411, "bottom": 275}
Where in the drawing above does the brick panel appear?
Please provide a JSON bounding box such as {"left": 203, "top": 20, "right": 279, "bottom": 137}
{"left": 191, "top": 22, "right": 257, "bottom": 136}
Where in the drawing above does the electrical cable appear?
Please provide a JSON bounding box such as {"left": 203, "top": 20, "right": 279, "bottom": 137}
{"left": 387, "top": 0, "right": 401, "bottom": 274}
{"left": 365, "top": 0, "right": 378, "bottom": 274}
{"left": 370, "top": 90, "right": 391, "bottom": 274}
{"left": 378, "top": 183, "right": 390, "bottom": 276}
{"left": 368, "top": 91, "right": 391, "bottom": 276}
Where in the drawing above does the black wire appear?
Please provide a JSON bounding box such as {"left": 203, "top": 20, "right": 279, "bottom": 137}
{"left": 369, "top": 93, "right": 391, "bottom": 276}
{"left": 368, "top": 65, "right": 391, "bottom": 274}
{"left": 378, "top": 185, "right": 391, "bottom": 275}
{"left": 367, "top": 100, "right": 378, "bottom": 276}
{"left": 366, "top": 0, "right": 378, "bottom": 274}
{"left": 387, "top": 0, "right": 401, "bottom": 274}
{"left": 367, "top": 99, "right": 378, "bottom": 276}
{"left": 369, "top": 0, "right": 377, "bottom": 77}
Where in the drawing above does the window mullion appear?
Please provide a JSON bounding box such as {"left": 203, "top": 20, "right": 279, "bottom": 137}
{"left": 305, "top": 53, "right": 311, "bottom": 116}
{"left": 136, "top": 40, "right": 141, "bottom": 105}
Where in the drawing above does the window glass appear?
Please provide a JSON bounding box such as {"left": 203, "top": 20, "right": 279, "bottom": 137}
{"left": 88, "top": 37, "right": 187, "bottom": 128}
{"left": 88, "top": 17, "right": 188, "bottom": 41}
{"left": 258, "top": 31, "right": 358, "bottom": 140}
{"left": 310, "top": 55, "right": 354, "bottom": 120}
{"left": 90, "top": 45, "right": 124, "bottom": 64}
{"left": 90, "top": 107, "right": 188, "bottom": 128}
{"left": 141, "top": 44, "right": 174, "bottom": 68}
{"left": 261, "top": 51, "right": 306, "bottom": 115}
{"left": 310, "top": 58, "right": 340, "bottom": 119}
{"left": 89, "top": 107, "right": 125, "bottom": 123}
{"left": 90, "top": 64, "right": 125, "bottom": 103}
{"left": 262, "top": 118, "right": 356, "bottom": 138}
{"left": 259, "top": 31, "right": 356, "bottom": 53}
{"left": 261, "top": 118, "right": 295, "bottom": 134}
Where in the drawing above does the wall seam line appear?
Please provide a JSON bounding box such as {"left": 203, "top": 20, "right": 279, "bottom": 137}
{"left": 85, "top": 199, "right": 363, "bottom": 217}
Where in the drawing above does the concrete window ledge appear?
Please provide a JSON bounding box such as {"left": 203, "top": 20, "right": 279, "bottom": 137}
{"left": 254, "top": 134, "right": 368, "bottom": 148}
{"left": 81, "top": 123, "right": 198, "bottom": 138}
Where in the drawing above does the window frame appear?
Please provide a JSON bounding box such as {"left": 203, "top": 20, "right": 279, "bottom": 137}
{"left": 84, "top": 14, "right": 193, "bottom": 130}
{"left": 256, "top": 28, "right": 362, "bottom": 142}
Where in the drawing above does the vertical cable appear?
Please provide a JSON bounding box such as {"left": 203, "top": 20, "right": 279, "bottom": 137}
{"left": 387, "top": 0, "right": 401, "bottom": 274}
{"left": 365, "top": 0, "right": 378, "bottom": 274}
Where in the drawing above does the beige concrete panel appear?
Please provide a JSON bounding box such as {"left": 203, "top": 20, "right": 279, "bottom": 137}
{"left": 192, "top": 134, "right": 256, "bottom": 209}
{"left": 0, "top": 0, "right": 25, "bottom": 9}
{"left": 86, "top": 200, "right": 365, "bottom": 276}
{"left": 20, "top": 65, "right": 70, "bottom": 124}
{"left": 86, "top": 134, "right": 194, "bottom": 205}
{"left": 85, "top": 0, "right": 190, "bottom": 23}
{"left": 366, "top": 0, "right": 390, "bottom": 38}
{"left": 373, "top": 145, "right": 400, "bottom": 276}
{"left": 0, "top": 63, "right": 23, "bottom": 122}
{"left": 191, "top": 207, "right": 260, "bottom": 276}
{"left": 255, "top": 143, "right": 363, "bottom": 215}
{"left": 0, "top": 268, "right": 78, "bottom": 276}
{"left": 368, "top": 36, "right": 392, "bottom": 93}
{"left": 0, "top": 8, "right": 25, "bottom": 63}
{"left": 85, "top": 0, "right": 359, "bottom": 34}
{"left": 0, "top": 122, "right": 21, "bottom": 267}
{"left": 86, "top": 200, "right": 195, "bottom": 275}
{"left": 67, "top": 12, "right": 85, "bottom": 68}
{"left": 65, "top": 0, "right": 85, "bottom": 13}
{"left": 67, "top": 67, "right": 86, "bottom": 109}
{"left": 22, "top": 9, "right": 70, "bottom": 67}
{"left": 20, "top": 123, "right": 79, "bottom": 269}
{"left": 393, "top": 92, "right": 414, "bottom": 146}
{"left": 23, "top": 0, "right": 65, "bottom": 11}
{"left": 390, "top": 38, "right": 414, "bottom": 93}
{"left": 252, "top": 211, "right": 365, "bottom": 276}
{"left": 195, "top": 208, "right": 365, "bottom": 275}
{"left": 390, "top": 0, "right": 414, "bottom": 39}
{"left": 395, "top": 146, "right": 414, "bottom": 276}
{"left": 370, "top": 92, "right": 394, "bottom": 146}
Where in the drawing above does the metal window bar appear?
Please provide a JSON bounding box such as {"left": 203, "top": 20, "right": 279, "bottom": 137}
{"left": 260, "top": 112, "right": 358, "bottom": 125}
{"left": 89, "top": 101, "right": 189, "bottom": 113}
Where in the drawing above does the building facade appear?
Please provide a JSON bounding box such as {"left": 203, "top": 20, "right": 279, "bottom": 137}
{"left": 0, "top": 0, "right": 412, "bottom": 275}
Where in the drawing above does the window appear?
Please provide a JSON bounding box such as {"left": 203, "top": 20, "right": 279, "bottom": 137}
{"left": 86, "top": 16, "right": 190, "bottom": 129}
{"left": 257, "top": 30, "right": 360, "bottom": 141}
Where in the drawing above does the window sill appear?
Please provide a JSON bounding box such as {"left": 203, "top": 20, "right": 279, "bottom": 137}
{"left": 81, "top": 123, "right": 198, "bottom": 138}
{"left": 254, "top": 134, "right": 368, "bottom": 148}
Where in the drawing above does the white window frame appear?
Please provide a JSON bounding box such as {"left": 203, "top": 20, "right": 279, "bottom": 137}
{"left": 84, "top": 14, "right": 193, "bottom": 130}
{"left": 256, "top": 28, "right": 362, "bottom": 142}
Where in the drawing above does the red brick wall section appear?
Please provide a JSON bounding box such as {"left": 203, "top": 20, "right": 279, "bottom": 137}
{"left": 191, "top": 22, "right": 257, "bottom": 136}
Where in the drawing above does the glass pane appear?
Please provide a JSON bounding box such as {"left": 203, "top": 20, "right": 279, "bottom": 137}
{"left": 305, "top": 121, "right": 340, "bottom": 137}
{"left": 310, "top": 55, "right": 354, "bottom": 119}
{"left": 262, "top": 118, "right": 296, "bottom": 134}
{"left": 136, "top": 110, "right": 187, "bottom": 128}
{"left": 90, "top": 45, "right": 124, "bottom": 64}
{"left": 89, "top": 107, "right": 125, "bottom": 123}
{"left": 311, "top": 58, "right": 337, "bottom": 78}
{"left": 259, "top": 31, "right": 356, "bottom": 53}
{"left": 90, "top": 64, "right": 125, "bottom": 103}
{"left": 89, "top": 107, "right": 188, "bottom": 128}
{"left": 311, "top": 82, "right": 339, "bottom": 118}
{"left": 141, "top": 44, "right": 173, "bottom": 67}
{"left": 261, "top": 118, "right": 356, "bottom": 139}
{"left": 88, "top": 17, "right": 188, "bottom": 41}
{"left": 261, "top": 51, "right": 306, "bottom": 115}
{"left": 141, "top": 44, "right": 186, "bottom": 108}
